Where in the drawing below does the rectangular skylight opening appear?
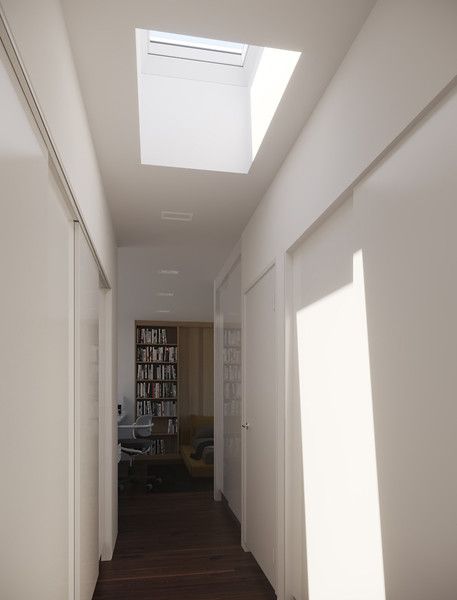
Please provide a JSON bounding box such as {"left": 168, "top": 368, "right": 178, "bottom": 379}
{"left": 149, "top": 30, "right": 248, "bottom": 67}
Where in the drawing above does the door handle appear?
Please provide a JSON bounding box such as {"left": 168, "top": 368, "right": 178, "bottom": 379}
{"left": 241, "top": 422, "right": 250, "bottom": 430}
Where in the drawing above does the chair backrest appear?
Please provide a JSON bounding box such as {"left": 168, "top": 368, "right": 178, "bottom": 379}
{"left": 133, "top": 414, "right": 154, "bottom": 439}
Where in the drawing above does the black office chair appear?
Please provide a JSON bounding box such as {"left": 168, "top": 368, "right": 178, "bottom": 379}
{"left": 118, "top": 416, "right": 162, "bottom": 492}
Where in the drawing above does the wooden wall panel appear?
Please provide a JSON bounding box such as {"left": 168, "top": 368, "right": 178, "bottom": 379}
{"left": 178, "top": 324, "right": 214, "bottom": 443}
{"left": 202, "top": 327, "right": 214, "bottom": 415}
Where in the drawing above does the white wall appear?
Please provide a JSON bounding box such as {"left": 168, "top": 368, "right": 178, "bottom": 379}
{"left": 0, "top": 0, "right": 116, "bottom": 283}
{"left": 0, "top": 41, "right": 73, "bottom": 598}
{"left": 1, "top": 0, "right": 118, "bottom": 561}
{"left": 288, "top": 84, "right": 457, "bottom": 599}
{"left": 211, "top": 1, "right": 457, "bottom": 598}
{"left": 242, "top": 0, "right": 457, "bottom": 289}
{"left": 139, "top": 72, "right": 252, "bottom": 173}
{"left": 293, "top": 199, "right": 385, "bottom": 600}
{"left": 353, "top": 84, "right": 457, "bottom": 600}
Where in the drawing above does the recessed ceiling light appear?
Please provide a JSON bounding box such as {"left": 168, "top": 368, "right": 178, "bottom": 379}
{"left": 157, "top": 291, "right": 174, "bottom": 297}
{"left": 158, "top": 269, "right": 180, "bottom": 275}
{"left": 161, "top": 211, "right": 193, "bottom": 222}
{"left": 156, "top": 309, "right": 171, "bottom": 314}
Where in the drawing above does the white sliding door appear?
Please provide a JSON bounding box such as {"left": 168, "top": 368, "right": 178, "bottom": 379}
{"left": 292, "top": 200, "right": 385, "bottom": 600}
{"left": 353, "top": 85, "right": 457, "bottom": 600}
{"left": 74, "top": 224, "right": 101, "bottom": 600}
{"left": 217, "top": 259, "right": 242, "bottom": 521}
{"left": 244, "top": 266, "right": 276, "bottom": 587}
{"left": 0, "top": 44, "right": 73, "bottom": 599}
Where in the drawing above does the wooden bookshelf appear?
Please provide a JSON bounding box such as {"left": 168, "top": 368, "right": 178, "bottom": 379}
{"left": 133, "top": 320, "right": 214, "bottom": 460}
{"left": 135, "top": 321, "right": 179, "bottom": 458}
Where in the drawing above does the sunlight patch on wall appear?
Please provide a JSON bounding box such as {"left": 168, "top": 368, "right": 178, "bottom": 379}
{"left": 250, "top": 48, "right": 300, "bottom": 159}
{"left": 295, "top": 249, "right": 385, "bottom": 600}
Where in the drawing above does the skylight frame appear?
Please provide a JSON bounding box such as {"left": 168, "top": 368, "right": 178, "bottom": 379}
{"left": 148, "top": 30, "right": 249, "bottom": 67}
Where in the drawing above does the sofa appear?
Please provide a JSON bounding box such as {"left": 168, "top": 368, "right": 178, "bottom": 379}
{"left": 180, "top": 414, "right": 214, "bottom": 478}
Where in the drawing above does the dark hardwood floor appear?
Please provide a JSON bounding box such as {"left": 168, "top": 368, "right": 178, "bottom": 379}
{"left": 93, "top": 475, "right": 276, "bottom": 599}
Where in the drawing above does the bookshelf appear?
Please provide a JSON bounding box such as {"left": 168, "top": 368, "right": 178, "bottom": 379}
{"left": 135, "top": 321, "right": 179, "bottom": 459}
{"left": 223, "top": 326, "right": 242, "bottom": 419}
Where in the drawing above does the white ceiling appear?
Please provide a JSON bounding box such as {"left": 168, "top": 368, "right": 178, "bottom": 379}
{"left": 61, "top": 0, "right": 376, "bottom": 252}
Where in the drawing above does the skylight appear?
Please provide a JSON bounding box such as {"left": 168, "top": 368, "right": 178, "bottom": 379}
{"left": 148, "top": 31, "right": 248, "bottom": 67}
{"left": 136, "top": 28, "right": 301, "bottom": 173}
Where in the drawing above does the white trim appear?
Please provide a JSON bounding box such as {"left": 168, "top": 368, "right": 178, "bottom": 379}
{"left": 73, "top": 223, "right": 82, "bottom": 600}
{"left": 148, "top": 31, "right": 248, "bottom": 67}
{"left": 68, "top": 212, "right": 76, "bottom": 600}
{"left": 242, "top": 259, "right": 276, "bottom": 296}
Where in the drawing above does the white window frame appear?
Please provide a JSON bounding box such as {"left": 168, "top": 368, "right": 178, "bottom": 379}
{"left": 148, "top": 31, "right": 248, "bottom": 67}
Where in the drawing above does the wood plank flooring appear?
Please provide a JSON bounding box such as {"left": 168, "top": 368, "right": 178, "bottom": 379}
{"left": 93, "top": 485, "right": 276, "bottom": 599}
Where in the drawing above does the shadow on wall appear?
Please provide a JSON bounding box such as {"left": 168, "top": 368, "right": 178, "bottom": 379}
{"left": 292, "top": 85, "right": 457, "bottom": 600}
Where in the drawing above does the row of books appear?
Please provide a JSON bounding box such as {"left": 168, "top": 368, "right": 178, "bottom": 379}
{"left": 136, "top": 381, "right": 177, "bottom": 399}
{"left": 223, "top": 347, "right": 241, "bottom": 364}
{"left": 224, "top": 364, "right": 241, "bottom": 382}
{"left": 167, "top": 419, "right": 178, "bottom": 434}
{"left": 224, "top": 328, "right": 241, "bottom": 347}
{"left": 137, "top": 327, "right": 171, "bottom": 345}
{"left": 136, "top": 400, "right": 177, "bottom": 417}
{"left": 137, "top": 364, "right": 177, "bottom": 381}
{"left": 147, "top": 439, "right": 167, "bottom": 455}
{"left": 136, "top": 345, "right": 177, "bottom": 363}
{"left": 224, "top": 381, "right": 241, "bottom": 401}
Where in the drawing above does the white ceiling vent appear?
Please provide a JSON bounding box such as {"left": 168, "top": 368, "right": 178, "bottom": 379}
{"left": 158, "top": 269, "right": 180, "bottom": 275}
{"left": 161, "top": 210, "right": 193, "bottom": 222}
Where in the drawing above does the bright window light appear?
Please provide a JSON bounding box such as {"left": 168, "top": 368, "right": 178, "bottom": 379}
{"left": 250, "top": 48, "right": 301, "bottom": 158}
{"left": 148, "top": 30, "right": 248, "bottom": 66}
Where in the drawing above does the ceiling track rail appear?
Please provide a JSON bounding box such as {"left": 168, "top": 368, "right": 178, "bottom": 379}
{"left": 0, "top": 8, "right": 111, "bottom": 290}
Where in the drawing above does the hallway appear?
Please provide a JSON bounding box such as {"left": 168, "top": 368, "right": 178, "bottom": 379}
{"left": 93, "top": 487, "right": 275, "bottom": 599}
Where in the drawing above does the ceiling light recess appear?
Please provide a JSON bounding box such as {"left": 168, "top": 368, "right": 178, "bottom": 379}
{"left": 156, "top": 291, "right": 174, "bottom": 297}
{"left": 161, "top": 210, "right": 193, "bottom": 222}
{"left": 158, "top": 269, "right": 179, "bottom": 275}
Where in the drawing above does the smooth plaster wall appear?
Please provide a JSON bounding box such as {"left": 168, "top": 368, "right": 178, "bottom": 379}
{"left": 0, "top": 0, "right": 116, "bottom": 284}
{"left": 293, "top": 199, "right": 385, "bottom": 600}
{"left": 242, "top": 0, "right": 457, "bottom": 288}
{"left": 139, "top": 73, "right": 252, "bottom": 173}
{"left": 288, "top": 84, "right": 457, "bottom": 599}
{"left": 353, "top": 85, "right": 457, "bottom": 600}
{"left": 217, "top": 1, "right": 457, "bottom": 598}
{"left": 0, "top": 42, "right": 72, "bottom": 598}
{"left": 1, "top": 0, "right": 118, "bottom": 559}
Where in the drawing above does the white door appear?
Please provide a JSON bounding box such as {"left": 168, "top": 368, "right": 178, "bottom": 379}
{"left": 75, "top": 224, "right": 100, "bottom": 600}
{"left": 244, "top": 266, "right": 276, "bottom": 587}
{"left": 0, "top": 43, "right": 73, "bottom": 599}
